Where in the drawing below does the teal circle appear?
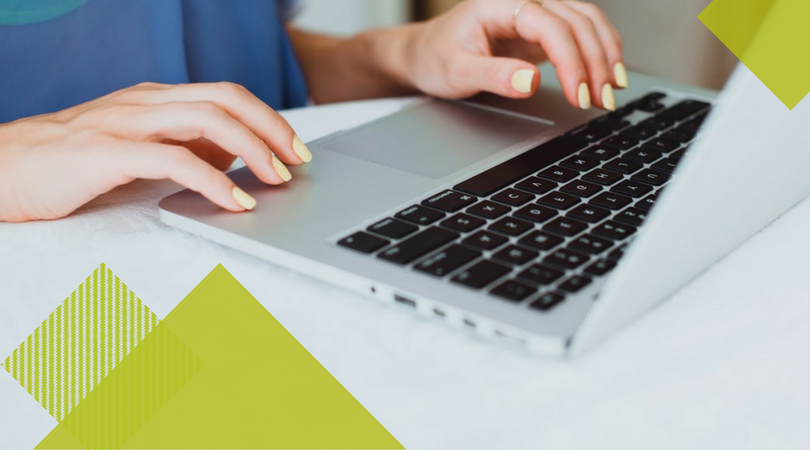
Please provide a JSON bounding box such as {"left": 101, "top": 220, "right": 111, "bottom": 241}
{"left": 0, "top": 0, "right": 88, "bottom": 25}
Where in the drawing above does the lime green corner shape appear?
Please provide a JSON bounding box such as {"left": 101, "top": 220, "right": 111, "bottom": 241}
{"left": 1, "top": 263, "right": 160, "bottom": 423}
{"left": 39, "top": 264, "right": 403, "bottom": 450}
{"left": 699, "top": 0, "right": 810, "bottom": 109}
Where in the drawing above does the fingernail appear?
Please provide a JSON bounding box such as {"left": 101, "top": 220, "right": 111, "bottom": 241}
{"left": 578, "top": 82, "right": 591, "bottom": 109}
{"left": 232, "top": 186, "right": 256, "bottom": 211}
{"left": 511, "top": 69, "right": 535, "bottom": 94}
{"left": 272, "top": 155, "right": 292, "bottom": 182}
{"left": 601, "top": 83, "right": 615, "bottom": 111}
{"left": 292, "top": 135, "right": 312, "bottom": 163}
{"left": 614, "top": 62, "right": 629, "bottom": 88}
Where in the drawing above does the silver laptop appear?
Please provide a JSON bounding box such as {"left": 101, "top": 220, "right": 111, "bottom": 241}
{"left": 159, "top": 63, "right": 810, "bottom": 358}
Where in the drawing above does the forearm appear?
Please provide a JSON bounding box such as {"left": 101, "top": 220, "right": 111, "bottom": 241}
{"left": 287, "top": 26, "right": 420, "bottom": 104}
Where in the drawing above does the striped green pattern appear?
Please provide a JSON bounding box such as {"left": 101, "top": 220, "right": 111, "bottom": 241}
{"left": 0, "top": 263, "right": 159, "bottom": 422}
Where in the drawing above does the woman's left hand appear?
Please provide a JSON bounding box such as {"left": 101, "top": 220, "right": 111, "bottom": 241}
{"left": 396, "top": 0, "right": 626, "bottom": 110}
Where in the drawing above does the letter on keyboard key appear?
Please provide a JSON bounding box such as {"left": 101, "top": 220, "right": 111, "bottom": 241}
{"left": 367, "top": 218, "right": 418, "bottom": 239}
{"left": 422, "top": 190, "right": 477, "bottom": 212}
{"left": 452, "top": 260, "right": 512, "bottom": 289}
{"left": 378, "top": 227, "right": 459, "bottom": 265}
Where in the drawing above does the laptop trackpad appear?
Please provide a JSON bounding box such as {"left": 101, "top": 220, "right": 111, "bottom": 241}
{"left": 317, "top": 100, "right": 551, "bottom": 179}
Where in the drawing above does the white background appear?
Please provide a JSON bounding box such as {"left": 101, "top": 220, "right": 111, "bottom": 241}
{"left": 2, "top": 97, "right": 810, "bottom": 449}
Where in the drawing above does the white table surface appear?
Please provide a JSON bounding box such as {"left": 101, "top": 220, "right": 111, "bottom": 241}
{"left": 2, "top": 98, "right": 810, "bottom": 450}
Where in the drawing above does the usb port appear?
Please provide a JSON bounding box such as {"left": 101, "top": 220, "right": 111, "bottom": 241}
{"left": 393, "top": 294, "right": 417, "bottom": 308}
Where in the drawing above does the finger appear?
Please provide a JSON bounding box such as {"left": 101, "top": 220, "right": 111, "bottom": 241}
{"left": 565, "top": 1, "right": 626, "bottom": 88}
{"left": 126, "top": 82, "right": 312, "bottom": 164}
{"left": 541, "top": 1, "right": 614, "bottom": 110}
{"left": 511, "top": 2, "right": 591, "bottom": 109}
{"left": 103, "top": 102, "right": 291, "bottom": 185}
{"left": 450, "top": 54, "right": 540, "bottom": 98}
{"left": 110, "top": 141, "right": 255, "bottom": 212}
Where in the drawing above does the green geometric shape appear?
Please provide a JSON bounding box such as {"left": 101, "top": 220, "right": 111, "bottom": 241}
{"left": 38, "top": 321, "right": 202, "bottom": 449}
{"left": 37, "top": 264, "right": 403, "bottom": 449}
{"left": 700, "top": 0, "right": 810, "bottom": 109}
{"left": 0, "top": 0, "right": 88, "bottom": 25}
{"left": 1, "top": 263, "right": 160, "bottom": 423}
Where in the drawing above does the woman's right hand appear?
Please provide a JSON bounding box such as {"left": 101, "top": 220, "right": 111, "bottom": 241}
{"left": 0, "top": 82, "right": 312, "bottom": 223}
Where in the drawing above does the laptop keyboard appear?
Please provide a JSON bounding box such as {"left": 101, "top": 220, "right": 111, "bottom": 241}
{"left": 337, "top": 92, "right": 710, "bottom": 312}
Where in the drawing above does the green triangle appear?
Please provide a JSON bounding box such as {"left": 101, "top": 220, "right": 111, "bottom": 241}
{"left": 699, "top": 0, "right": 810, "bottom": 109}
{"left": 38, "top": 264, "right": 403, "bottom": 449}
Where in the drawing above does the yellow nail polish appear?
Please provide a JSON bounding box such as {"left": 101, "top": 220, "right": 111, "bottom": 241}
{"left": 578, "top": 82, "right": 591, "bottom": 109}
{"left": 601, "top": 83, "right": 615, "bottom": 111}
{"left": 511, "top": 69, "right": 535, "bottom": 94}
{"left": 614, "top": 62, "right": 629, "bottom": 88}
{"left": 272, "top": 155, "right": 292, "bottom": 182}
{"left": 292, "top": 135, "right": 312, "bottom": 163}
{"left": 232, "top": 186, "right": 256, "bottom": 211}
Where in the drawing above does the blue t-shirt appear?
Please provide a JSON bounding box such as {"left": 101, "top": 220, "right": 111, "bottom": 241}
{"left": 0, "top": 0, "right": 308, "bottom": 123}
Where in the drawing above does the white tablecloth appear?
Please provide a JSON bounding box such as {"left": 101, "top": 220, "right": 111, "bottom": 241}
{"left": 2, "top": 98, "right": 809, "bottom": 450}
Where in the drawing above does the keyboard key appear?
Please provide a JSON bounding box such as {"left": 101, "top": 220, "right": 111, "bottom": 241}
{"left": 440, "top": 213, "right": 485, "bottom": 233}
{"left": 493, "top": 245, "right": 539, "bottom": 266}
{"left": 467, "top": 200, "right": 510, "bottom": 220}
{"left": 518, "top": 230, "right": 564, "bottom": 251}
{"left": 567, "top": 204, "right": 610, "bottom": 223}
{"left": 338, "top": 232, "right": 390, "bottom": 254}
{"left": 638, "top": 117, "right": 674, "bottom": 131}
{"left": 491, "top": 279, "right": 538, "bottom": 302}
{"left": 378, "top": 227, "right": 459, "bottom": 265}
{"left": 559, "top": 275, "right": 593, "bottom": 293}
{"left": 568, "top": 234, "right": 612, "bottom": 255}
{"left": 561, "top": 180, "right": 602, "bottom": 198}
{"left": 529, "top": 292, "right": 566, "bottom": 311}
{"left": 538, "top": 166, "right": 579, "bottom": 182}
{"left": 414, "top": 244, "right": 481, "bottom": 277}
{"left": 544, "top": 248, "right": 590, "bottom": 269}
{"left": 612, "top": 180, "right": 653, "bottom": 198}
{"left": 514, "top": 204, "right": 557, "bottom": 223}
{"left": 489, "top": 217, "right": 534, "bottom": 236}
{"left": 608, "top": 244, "right": 628, "bottom": 261}
{"left": 632, "top": 169, "right": 670, "bottom": 186}
{"left": 582, "top": 168, "right": 623, "bottom": 186}
{"left": 367, "top": 218, "right": 418, "bottom": 239}
{"left": 657, "top": 99, "right": 710, "bottom": 121}
{"left": 396, "top": 205, "right": 445, "bottom": 226}
{"left": 517, "top": 264, "right": 565, "bottom": 285}
{"left": 515, "top": 177, "right": 557, "bottom": 195}
{"left": 636, "top": 192, "right": 659, "bottom": 211}
{"left": 592, "top": 221, "right": 637, "bottom": 241}
{"left": 633, "top": 98, "right": 665, "bottom": 112}
{"left": 455, "top": 135, "right": 588, "bottom": 196}
{"left": 651, "top": 157, "right": 679, "bottom": 174}
{"left": 591, "top": 192, "right": 633, "bottom": 210}
{"left": 642, "top": 138, "right": 680, "bottom": 153}
{"left": 452, "top": 260, "right": 512, "bottom": 289}
{"left": 543, "top": 217, "right": 588, "bottom": 237}
{"left": 624, "top": 148, "right": 663, "bottom": 164}
{"left": 582, "top": 146, "right": 620, "bottom": 160}
{"left": 662, "top": 128, "right": 694, "bottom": 143}
{"left": 570, "top": 124, "right": 613, "bottom": 141}
{"left": 463, "top": 230, "right": 508, "bottom": 251}
{"left": 492, "top": 188, "right": 534, "bottom": 206}
{"left": 669, "top": 148, "right": 686, "bottom": 161}
{"left": 602, "top": 134, "right": 639, "bottom": 150}
{"left": 615, "top": 207, "right": 648, "bottom": 227}
{"left": 623, "top": 125, "right": 657, "bottom": 140}
{"left": 604, "top": 158, "right": 642, "bottom": 175}
{"left": 561, "top": 155, "right": 600, "bottom": 171}
{"left": 537, "top": 192, "right": 581, "bottom": 210}
{"left": 422, "top": 190, "right": 477, "bottom": 212}
{"left": 584, "top": 259, "right": 617, "bottom": 276}
{"left": 589, "top": 115, "right": 630, "bottom": 130}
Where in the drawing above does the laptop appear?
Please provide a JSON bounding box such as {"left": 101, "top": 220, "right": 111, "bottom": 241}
{"left": 159, "top": 63, "right": 810, "bottom": 358}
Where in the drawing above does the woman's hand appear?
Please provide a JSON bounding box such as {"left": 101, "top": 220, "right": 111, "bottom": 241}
{"left": 401, "top": 0, "right": 626, "bottom": 110}
{"left": 0, "top": 82, "right": 312, "bottom": 223}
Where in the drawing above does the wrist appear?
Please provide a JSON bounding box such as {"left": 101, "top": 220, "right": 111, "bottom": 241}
{"left": 362, "top": 23, "right": 423, "bottom": 94}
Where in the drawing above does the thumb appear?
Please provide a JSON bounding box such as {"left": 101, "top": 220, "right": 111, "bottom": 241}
{"left": 452, "top": 54, "right": 540, "bottom": 98}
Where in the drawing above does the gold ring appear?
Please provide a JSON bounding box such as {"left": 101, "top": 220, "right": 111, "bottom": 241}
{"left": 512, "top": 0, "right": 544, "bottom": 32}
